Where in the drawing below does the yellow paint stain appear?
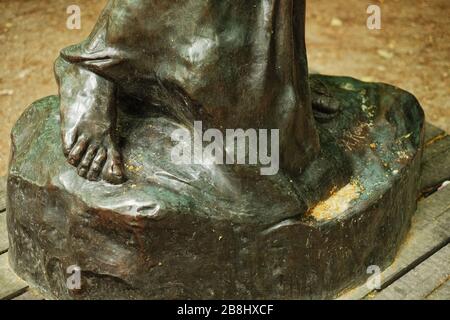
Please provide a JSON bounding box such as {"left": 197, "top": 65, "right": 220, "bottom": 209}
{"left": 310, "top": 182, "right": 362, "bottom": 221}
{"left": 125, "top": 163, "right": 143, "bottom": 173}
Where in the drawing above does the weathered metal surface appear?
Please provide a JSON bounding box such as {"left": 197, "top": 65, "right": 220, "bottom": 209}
{"left": 55, "top": 0, "right": 320, "bottom": 184}
{"left": 3, "top": 116, "right": 449, "bottom": 300}
{"left": 7, "top": 74, "right": 425, "bottom": 299}
{"left": 3, "top": 117, "right": 448, "bottom": 300}
{"left": 4, "top": 0, "right": 428, "bottom": 300}
{"left": 2, "top": 177, "right": 449, "bottom": 301}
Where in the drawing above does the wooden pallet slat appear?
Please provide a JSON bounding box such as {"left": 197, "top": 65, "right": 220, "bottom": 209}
{"left": 424, "top": 122, "right": 446, "bottom": 144}
{"left": 421, "top": 134, "right": 450, "bottom": 193}
{"left": 13, "top": 288, "right": 44, "bottom": 300}
{"left": 426, "top": 279, "right": 450, "bottom": 300}
{"left": 339, "top": 186, "right": 450, "bottom": 300}
{"left": 0, "top": 176, "right": 6, "bottom": 213}
{"left": 372, "top": 245, "right": 450, "bottom": 300}
{"left": 0, "top": 214, "right": 8, "bottom": 254}
{"left": 0, "top": 253, "right": 28, "bottom": 300}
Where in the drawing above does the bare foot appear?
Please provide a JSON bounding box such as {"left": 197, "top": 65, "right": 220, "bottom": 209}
{"left": 55, "top": 57, "right": 125, "bottom": 184}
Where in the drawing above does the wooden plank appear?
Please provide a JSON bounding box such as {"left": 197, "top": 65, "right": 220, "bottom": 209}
{"left": 13, "top": 288, "right": 44, "bottom": 300}
{"left": 426, "top": 279, "right": 450, "bottom": 300}
{"left": 0, "top": 214, "right": 8, "bottom": 254}
{"left": 338, "top": 185, "right": 450, "bottom": 300}
{"left": 0, "top": 253, "right": 28, "bottom": 300}
{"left": 421, "top": 135, "right": 450, "bottom": 193}
{"left": 372, "top": 245, "right": 450, "bottom": 300}
{"left": 424, "top": 122, "right": 446, "bottom": 144}
{"left": 0, "top": 176, "right": 6, "bottom": 213}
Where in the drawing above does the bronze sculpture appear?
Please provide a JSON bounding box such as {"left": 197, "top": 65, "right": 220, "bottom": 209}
{"left": 55, "top": 0, "right": 338, "bottom": 184}
{"left": 7, "top": 0, "right": 425, "bottom": 299}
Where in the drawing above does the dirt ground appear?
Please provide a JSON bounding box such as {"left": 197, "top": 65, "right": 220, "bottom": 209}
{"left": 0, "top": 0, "right": 449, "bottom": 176}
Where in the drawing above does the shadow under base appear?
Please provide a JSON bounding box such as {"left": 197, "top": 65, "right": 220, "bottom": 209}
{"left": 7, "top": 75, "right": 424, "bottom": 299}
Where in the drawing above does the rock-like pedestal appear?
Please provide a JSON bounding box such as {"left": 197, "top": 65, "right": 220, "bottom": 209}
{"left": 7, "top": 76, "right": 424, "bottom": 299}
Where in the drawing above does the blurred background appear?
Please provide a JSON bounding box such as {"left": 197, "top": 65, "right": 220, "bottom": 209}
{"left": 0, "top": 0, "right": 449, "bottom": 177}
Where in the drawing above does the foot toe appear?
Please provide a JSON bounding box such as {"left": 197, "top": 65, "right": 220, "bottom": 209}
{"left": 68, "top": 137, "right": 88, "bottom": 166}
{"left": 102, "top": 151, "right": 125, "bottom": 185}
{"left": 78, "top": 145, "right": 97, "bottom": 178}
{"left": 86, "top": 148, "right": 107, "bottom": 181}
{"left": 62, "top": 129, "right": 77, "bottom": 156}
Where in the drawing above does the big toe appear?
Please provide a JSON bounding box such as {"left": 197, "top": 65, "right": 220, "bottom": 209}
{"left": 68, "top": 136, "right": 88, "bottom": 166}
{"left": 62, "top": 128, "right": 77, "bottom": 157}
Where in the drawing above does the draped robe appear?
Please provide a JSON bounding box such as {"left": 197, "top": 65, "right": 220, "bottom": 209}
{"left": 59, "top": 0, "right": 320, "bottom": 173}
